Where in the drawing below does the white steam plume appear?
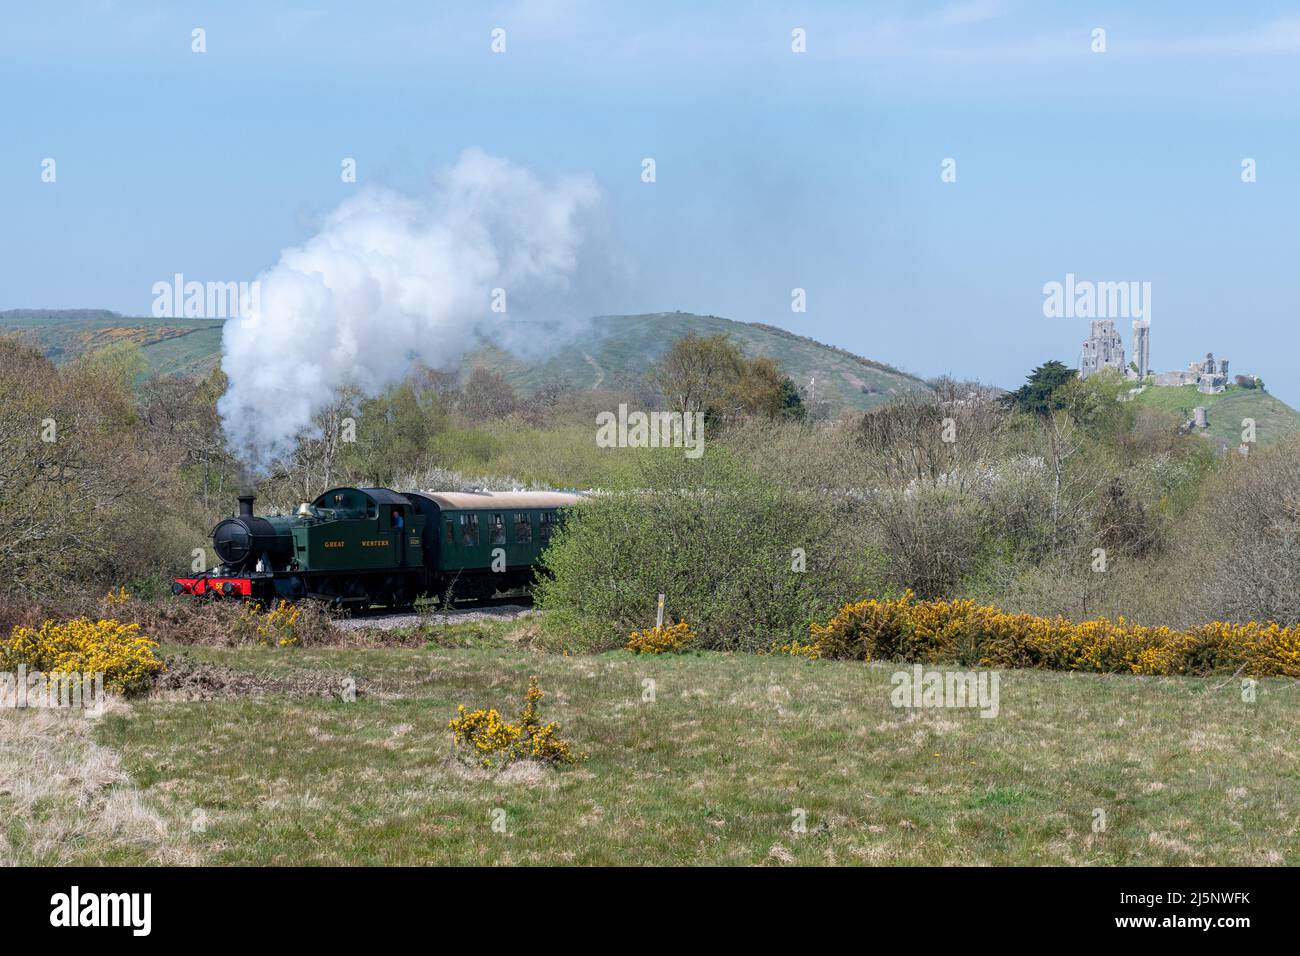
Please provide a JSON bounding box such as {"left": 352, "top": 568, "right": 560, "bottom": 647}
{"left": 218, "top": 149, "right": 608, "bottom": 466}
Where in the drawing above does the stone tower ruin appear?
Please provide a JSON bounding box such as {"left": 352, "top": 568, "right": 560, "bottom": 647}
{"left": 1130, "top": 319, "right": 1150, "bottom": 380}
{"left": 1079, "top": 319, "right": 1125, "bottom": 379}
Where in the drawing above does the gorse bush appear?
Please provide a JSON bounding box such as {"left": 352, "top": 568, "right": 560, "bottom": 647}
{"left": 448, "top": 676, "right": 580, "bottom": 768}
{"left": 104, "top": 586, "right": 130, "bottom": 607}
{"left": 795, "top": 592, "right": 1300, "bottom": 677}
{"left": 238, "top": 600, "right": 304, "bottom": 647}
{"left": 626, "top": 621, "right": 695, "bottom": 654}
{"left": 1, "top": 618, "right": 165, "bottom": 694}
{"left": 448, "top": 707, "right": 519, "bottom": 764}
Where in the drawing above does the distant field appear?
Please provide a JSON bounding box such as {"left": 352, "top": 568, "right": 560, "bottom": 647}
{"left": 7, "top": 623, "right": 1294, "bottom": 866}
{"left": 1131, "top": 382, "right": 1300, "bottom": 446}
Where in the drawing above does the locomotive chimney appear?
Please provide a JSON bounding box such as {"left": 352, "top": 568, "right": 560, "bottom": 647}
{"left": 238, "top": 495, "right": 255, "bottom": 518}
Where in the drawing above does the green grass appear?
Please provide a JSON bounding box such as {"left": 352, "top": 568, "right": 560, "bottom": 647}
{"left": 1132, "top": 383, "right": 1300, "bottom": 446}
{"left": 57, "top": 639, "right": 1300, "bottom": 865}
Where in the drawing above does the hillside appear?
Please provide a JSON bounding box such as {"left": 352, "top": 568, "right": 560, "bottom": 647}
{"left": 468, "top": 312, "right": 929, "bottom": 414}
{"left": 0, "top": 310, "right": 224, "bottom": 378}
{"left": 1131, "top": 382, "right": 1300, "bottom": 447}
{"left": 0, "top": 309, "right": 929, "bottom": 417}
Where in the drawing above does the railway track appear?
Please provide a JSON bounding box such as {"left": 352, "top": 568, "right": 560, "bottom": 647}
{"left": 332, "top": 594, "right": 535, "bottom": 631}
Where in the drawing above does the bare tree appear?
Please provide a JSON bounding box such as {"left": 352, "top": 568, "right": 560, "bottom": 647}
{"left": 459, "top": 367, "right": 518, "bottom": 423}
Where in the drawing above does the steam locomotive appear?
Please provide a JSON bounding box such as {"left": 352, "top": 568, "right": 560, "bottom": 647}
{"left": 173, "top": 487, "right": 585, "bottom": 607}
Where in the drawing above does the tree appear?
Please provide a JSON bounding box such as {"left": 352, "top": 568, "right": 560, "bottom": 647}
{"left": 728, "top": 357, "right": 806, "bottom": 421}
{"left": 651, "top": 333, "right": 745, "bottom": 418}
{"left": 775, "top": 376, "right": 806, "bottom": 421}
{"left": 1168, "top": 435, "right": 1300, "bottom": 626}
{"left": 459, "top": 367, "right": 518, "bottom": 423}
{"left": 1006, "top": 361, "right": 1077, "bottom": 417}
{"left": 140, "top": 367, "right": 236, "bottom": 512}
{"left": 342, "top": 381, "right": 449, "bottom": 486}
{"left": 0, "top": 338, "right": 179, "bottom": 594}
{"left": 850, "top": 379, "right": 1006, "bottom": 596}
{"left": 854, "top": 377, "right": 1002, "bottom": 489}
{"left": 652, "top": 332, "right": 806, "bottom": 423}
{"left": 518, "top": 376, "right": 573, "bottom": 426}
{"left": 270, "top": 386, "right": 362, "bottom": 504}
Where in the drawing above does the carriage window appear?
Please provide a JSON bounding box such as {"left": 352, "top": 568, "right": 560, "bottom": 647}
{"left": 490, "top": 513, "right": 506, "bottom": 545}
{"left": 459, "top": 514, "right": 480, "bottom": 547}
{"left": 446, "top": 519, "right": 455, "bottom": 545}
{"left": 539, "top": 511, "right": 556, "bottom": 543}
{"left": 514, "top": 513, "right": 532, "bottom": 544}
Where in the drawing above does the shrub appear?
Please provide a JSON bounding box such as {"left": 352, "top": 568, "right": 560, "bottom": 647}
{"left": 626, "top": 621, "right": 695, "bottom": 654}
{"left": 238, "top": 600, "right": 303, "bottom": 647}
{"left": 448, "top": 676, "right": 580, "bottom": 768}
{"left": 536, "top": 447, "right": 880, "bottom": 652}
{"left": 803, "top": 593, "right": 1300, "bottom": 678}
{"left": 447, "top": 707, "right": 521, "bottom": 764}
{"left": 770, "top": 639, "right": 820, "bottom": 659}
{"left": 0, "top": 617, "right": 165, "bottom": 695}
{"left": 104, "top": 586, "right": 130, "bottom": 607}
{"left": 1166, "top": 436, "right": 1300, "bottom": 627}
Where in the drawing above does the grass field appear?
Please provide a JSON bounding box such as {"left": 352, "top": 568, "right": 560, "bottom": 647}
{"left": 5, "top": 618, "right": 1295, "bottom": 866}
{"left": 1131, "top": 383, "right": 1300, "bottom": 446}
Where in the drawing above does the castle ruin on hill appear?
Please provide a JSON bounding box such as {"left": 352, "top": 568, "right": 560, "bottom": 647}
{"left": 1078, "top": 319, "right": 1250, "bottom": 395}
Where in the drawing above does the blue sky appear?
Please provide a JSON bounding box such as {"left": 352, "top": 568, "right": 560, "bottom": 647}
{"left": 4, "top": 1, "right": 1299, "bottom": 403}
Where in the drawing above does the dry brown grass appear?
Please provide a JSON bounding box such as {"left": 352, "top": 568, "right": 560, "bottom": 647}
{"left": 0, "top": 701, "right": 196, "bottom": 865}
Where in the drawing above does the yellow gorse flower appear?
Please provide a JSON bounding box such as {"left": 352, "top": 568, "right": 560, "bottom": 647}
{"left": 626, "top": 621, "right": 695, "bottom": 654}
{"left": 448, "top": 676, "right": 580, "bottom": 768}
{"left": 240, "top": 599, "right": 303, "bottom": 647}
{"left": 104, "top": 585, "right": 130, "bottom": 606}
{"left": 1, "top": 617, "right": 164, "bottom": 695}
{"left": 791, "top": 592, "right": 1300, "bottom": 678}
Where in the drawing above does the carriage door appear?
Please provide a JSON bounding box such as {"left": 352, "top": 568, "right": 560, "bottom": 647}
{"left": 386, "top": 506, "right": 407, "bottom": 566}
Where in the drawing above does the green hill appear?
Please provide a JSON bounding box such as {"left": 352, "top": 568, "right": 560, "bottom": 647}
{"left": 0, "top": 309, "right": 929, "bottom": 417}
{"left": 0, "top": 310, "right": 224, "bottom": 378}
{"left": 1131, "top": 382, "right": 1300, "bottom": 446}
{"left": 8, "top": 309, "right": 1299, "bottom": 430}
{"left": 469, "top": 312, "right": 929, "bottom": 414}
